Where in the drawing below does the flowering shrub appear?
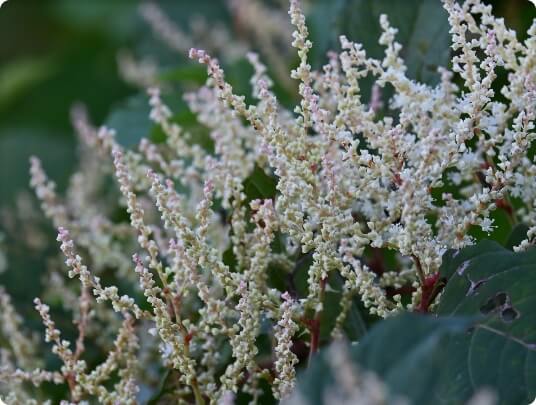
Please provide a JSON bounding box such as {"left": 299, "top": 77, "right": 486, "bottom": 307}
{"left": 1, "top": 0, "right": 536, "bottom": 404}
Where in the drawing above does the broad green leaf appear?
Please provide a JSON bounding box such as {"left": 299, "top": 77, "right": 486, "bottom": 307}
{"left": 295, "top": 242, "right": 536, "bottom": 404}
{"left": 106, "top": 94, "right": 154, "bottom": 148}
{"left": 323, "top": 272, "right": 368, "bottom": 341}
{"left": 159, "top": 65, "right": 208, "bottom": 85}
{"left": 243, "top": 165, "right": 277, "bottom": 201}
{"left": 293, "top": 314, "right": 473, "bottom": 405}
{"left": 505, "top": 223, "right": 530, "bottom": 251}
{"left": 437, "top": 242, "right": 536, "bottom": 404}
{"left": 105, "top": 92, "right": 203, "bottom": 149}
{"left": 309, "top": 0, "right": 451, "bottom": 85}
{"left": 307, "top": 0, "right": 347, "bottom": 69}
{"left": 134, "top": 0, "right": 232, "bottom": 67}
{"left": 147, "top": 370, "right": 172, "bottom": 405}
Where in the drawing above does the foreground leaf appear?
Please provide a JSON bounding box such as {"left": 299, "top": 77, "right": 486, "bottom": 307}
{"left": 294, "top": 314, "right": 473, "bottom": 405}
{"left": 438, "top": 241, "right": 536, "bottom": 404}
{"left": 294, "top": 242, "right": 536, "bottom": 404}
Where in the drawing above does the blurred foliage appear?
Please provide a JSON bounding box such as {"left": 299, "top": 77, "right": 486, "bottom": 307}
{"left": 0, "top": 0, "right": 134, "bottom": 325}
{"left": 0, "top": 0, "right": 136, "bottom": 205}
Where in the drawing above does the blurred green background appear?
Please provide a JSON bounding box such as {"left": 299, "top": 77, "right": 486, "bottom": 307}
{"left": 0, "top": 0, "right": 235, "bottom": 307}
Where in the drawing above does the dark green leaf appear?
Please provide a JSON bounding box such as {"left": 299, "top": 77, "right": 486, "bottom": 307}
{"left": 296, "top": 242, "right": 536, "bottom": 404}
{"left": 294, "top": 314, "right": 473, "bottom": 405}
{"left": 106, "top": 94, "right": 154, "bottom": 148}
{"left": 437, "top": 241, "right": 536, "bottom": 404}
{"left": 309, "top": 0, "right": 451, "bottom": 85}
{"left": 243, "top": 165, "right": 277, "bottom": 201}
{"left": 159, "top": 65, "right": 209, "bottom": 86}
{"left": 106, "top": 92, "right": 195, "bottom": 149}
{"left": 505, "top": 223, "right": 530, "bottom": 251}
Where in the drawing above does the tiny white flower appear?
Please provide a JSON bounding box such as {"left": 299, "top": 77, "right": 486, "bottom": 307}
{"left": 480, "top": 217, "right": 495, "bottom": 234}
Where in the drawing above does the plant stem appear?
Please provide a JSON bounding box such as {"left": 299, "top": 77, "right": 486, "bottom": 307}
{"left": 308, "top": 316, "right": 320, "bottom": 364}
{"left": 192, "top": 379, "right": 205, "bottom": 405}
{"left": 411, "top": 254, "right": 426, "bottom": 286}
{"left": 74, "top": 286, "right": 90, "bottom": 361}
{"left": 307, "top": 277, "right": 326, "bottom": 366}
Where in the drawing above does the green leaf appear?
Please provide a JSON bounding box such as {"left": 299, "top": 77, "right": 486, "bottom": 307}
{"left": 309, "top": 0, "right": 451, "bottom": 85}
{"left": 294, "top": 314, "right": 473, "bottom": 405}
{"left": 307, "top": 0, "right": 347, "bottom": 69}
{"left": 505, "top": 223, "right": 530, "bottom": 251}
{"left": 159, "top": 65, "right": 208, "bottom": 85}
{"left": 352, "top": 314, "right": 476, "bottom": 405}
{"left": 106, "top": 94, "right": 154, "bottom": 148}
{"left": 437, "top": 241, "right": 536, "bottom": 404}
{"left": 243, "top": 165, "right": 277, "bottom": 201}
{"left": 323, "top": 273, "right": 368, "bottom": 341}
{"left": 295, "top": 243, "right": 536, "bottom": 404}
{"left": 147, "top": 370, "right": 176, "bottom": 405}
{"left": 105, "top": 92, "right": 199, "bottom": 149}
{"left": 52, "top": 0, "right": 139, "bottom": 41}
{"left": 134, "top": 0, "right": 232, "bottom": 67}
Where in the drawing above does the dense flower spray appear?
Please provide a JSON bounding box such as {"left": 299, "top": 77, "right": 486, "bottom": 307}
{"left": 1, "top": 0, "right": 535, "bottom": 403}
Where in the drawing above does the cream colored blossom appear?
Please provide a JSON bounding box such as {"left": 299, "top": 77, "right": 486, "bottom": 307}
{"left": 4, "top": 0, "right": 536, "bottom": 402}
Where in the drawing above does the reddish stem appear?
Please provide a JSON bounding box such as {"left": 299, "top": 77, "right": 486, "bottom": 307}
{"left": 308, "top": 317, "right": 320, "bottom": 359}
{"left": 74, "top": 287, "right": 90, "bottom": 361}
{"left": 416, "top": 272, "right": 445, "bottom": 313}
{"left": 368, "top": 248, "right": 386, "bottom": 276}
{"left": 306, "top": 278, "right": 326, "bottom": 365}
{"left": 496, "top": 198, "right": 517, "bottom": 224}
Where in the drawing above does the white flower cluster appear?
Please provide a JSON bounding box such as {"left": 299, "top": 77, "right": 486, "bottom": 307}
{"left": 273, "top": 292, "right": 299, "bottom": 400}
{"left": 1, "top": 0, "right": 535, "bottom": 402}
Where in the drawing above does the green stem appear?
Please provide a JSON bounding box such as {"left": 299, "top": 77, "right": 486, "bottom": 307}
{"left": 411, "top": 254, "right": 426, "bottom": 286}
{"left": 192, "top": 379, "right": 205, "bottom": 405}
